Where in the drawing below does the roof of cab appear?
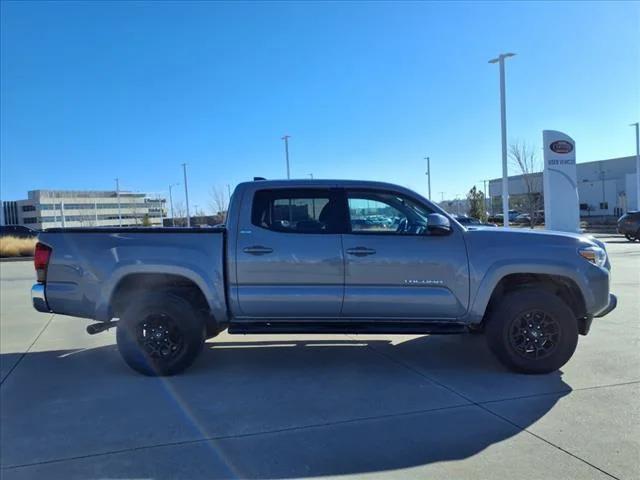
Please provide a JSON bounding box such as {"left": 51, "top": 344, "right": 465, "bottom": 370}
{"left": 238, "top": 178, "right": 412, "bottom": 190}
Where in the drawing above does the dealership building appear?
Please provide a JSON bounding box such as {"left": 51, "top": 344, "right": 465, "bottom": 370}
{"left": 488, "top": 155, "right": 638, "bottom": 217}
{"left": 1, "top": 190, "right": 166, "bottom": 230}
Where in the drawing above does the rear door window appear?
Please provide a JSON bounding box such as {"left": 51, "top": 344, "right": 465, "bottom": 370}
{"left": 251, "top": 189, "right": 344, "bottom": 234}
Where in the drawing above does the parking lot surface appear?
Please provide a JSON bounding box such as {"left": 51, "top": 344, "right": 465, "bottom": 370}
{"left": 0, "top": 236, "right": 638, "bottom": 479}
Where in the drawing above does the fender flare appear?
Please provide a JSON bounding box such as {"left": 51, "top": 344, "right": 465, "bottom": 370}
{"left": 464, "top": 259, "right": 591, "bottom": 324}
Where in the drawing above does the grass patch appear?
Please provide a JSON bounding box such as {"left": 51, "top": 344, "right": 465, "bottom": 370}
{"left": 0, "top": 236, "right": 37, "bottom": 257}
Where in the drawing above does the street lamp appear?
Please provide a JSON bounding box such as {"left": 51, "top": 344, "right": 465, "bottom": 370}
{"left": 182, "top": 163, "right": 191, "bottom": 227}
{"left": 424, "top": 157, "right": 431, "bottom": 200}
{"left": 489, "top": 52, "right": 516, "bottom": 227}
{"left": 479, "top": 179, "right": 490, "bottom": 214}
{"left": 631, "top": 122, "right": 640, "bottom": 211}
{"left": 168, "top": 183, "right": 179, "bottom": 227}
{"left": 281, "top": 135, "right": 291, "bottom": 179}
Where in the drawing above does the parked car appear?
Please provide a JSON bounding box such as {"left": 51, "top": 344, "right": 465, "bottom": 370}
{"left": 0, "top": 225, "right": 37, "bottom": 238}
{"left": 31, "top": 179, "right": 616, "bottom": 376}
{"left": 453, "top": 215, "right": 496, "bottom": 227}
{"left": 617, "top": 211, "right": 640, "bottom": 242}
{"left": 487, "top": 210, "right": 520, "bottom": 224}
{"left": 514, "top": 213, "right": 531, "bottom": 225}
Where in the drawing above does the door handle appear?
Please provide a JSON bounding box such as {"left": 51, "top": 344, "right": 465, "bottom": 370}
{"left": 346, "top": 247, "right": 376, "bottom": 257}
{"left": 243, "top": 245, "right": 274, "bottom": 255}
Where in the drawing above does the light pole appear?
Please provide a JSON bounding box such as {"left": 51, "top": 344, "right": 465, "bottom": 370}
{"left": 479, "top": 179, "right": 490, "bottom": 215}
{"left": 439, "top": 192, "right": 445, "bottom": 203}
{"left": 168, "top": 183, "right": 179, "bottom": 227}
{"left": 115, "top": 178, "right": 122, "bottom": 227}
{"left": 281, "top": 135, "right": 291, "bottom": 179}
{"left": 182, "top": 163, "right": 191, "bottom": 227}
{"left": 631, "top": 122, "right": 640, "bottom": 211}
{"left": 489, "top": 52, "right": 516, "bottom": 227}
{"left": 424, "top": 156, "right": 431, "bottom": 200}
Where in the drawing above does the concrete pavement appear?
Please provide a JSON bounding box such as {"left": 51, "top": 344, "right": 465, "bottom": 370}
{"left": 0, "top": 236, "right": 638, "bottom": 479}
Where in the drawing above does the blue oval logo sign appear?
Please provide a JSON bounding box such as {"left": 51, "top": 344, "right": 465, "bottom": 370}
{"left": 550, "top": 140, "right": 573, "bottom": 154}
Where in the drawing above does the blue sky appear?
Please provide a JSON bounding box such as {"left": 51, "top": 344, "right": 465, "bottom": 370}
{"left": 1, "top": 1, "right": 638, "bottom": 210}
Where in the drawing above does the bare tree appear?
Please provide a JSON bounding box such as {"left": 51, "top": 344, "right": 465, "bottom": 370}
{"left": 173, "top": 201, "right": 186, "bottom": 227}
{"left": 209, "top": 186, "right": 228, "bottom": 221}
{"left": 509, "top": 141, "right": 543, "bottom": 228}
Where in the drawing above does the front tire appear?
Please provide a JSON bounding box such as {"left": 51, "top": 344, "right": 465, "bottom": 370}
{"left": 116, "top": 292, "right": 206, "bottom": 376}
{"left": 486, "top": 289, "right": 578, "bottom": 374}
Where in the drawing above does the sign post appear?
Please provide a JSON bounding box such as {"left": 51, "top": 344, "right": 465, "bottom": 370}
{"left": 542, "top": 130, "right": 580, "bottom": 232}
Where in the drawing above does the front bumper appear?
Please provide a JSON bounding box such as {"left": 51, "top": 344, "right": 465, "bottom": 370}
{"left": 31, "top": 284, "right": 50, "bottom": 313}
{"left": 595, "top": 293, "right": 617, "bottom": 318}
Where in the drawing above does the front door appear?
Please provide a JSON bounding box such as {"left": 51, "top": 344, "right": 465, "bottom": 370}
{"left": 235, "top": 187, "right": 345, "bottom": 318}
{"left": 341, "top": 189, "right": 469, "bottom": 319}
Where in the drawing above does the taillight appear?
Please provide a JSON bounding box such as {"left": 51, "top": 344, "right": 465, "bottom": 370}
{"left": 34, "top": 243, "right": 52, "bottom": 283}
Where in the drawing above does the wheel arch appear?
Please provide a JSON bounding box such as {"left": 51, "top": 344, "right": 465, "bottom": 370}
{"left": 108, "top": 273, "right": 222, "bottom": 337}
{"left": 466, "top": 261, "right": 590, "bottom": 326}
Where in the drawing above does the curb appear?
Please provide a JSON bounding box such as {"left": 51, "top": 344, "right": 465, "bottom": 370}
{"left": 0, "top": 257, "right": 34, "bottom": 263}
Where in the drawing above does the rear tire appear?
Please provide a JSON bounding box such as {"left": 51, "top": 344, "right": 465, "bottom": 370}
{"left": 486, "top": 289, "right": 578, "bottom": 374}
{"left": 116, "top": 292, "right": 206, "bottom": 376}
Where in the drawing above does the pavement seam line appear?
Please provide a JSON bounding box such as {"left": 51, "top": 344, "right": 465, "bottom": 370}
{"left": 0, "top": 314, "right": 55, "bottom": 387}
{"left": 478, "top": 379, "right": 640, "bottom": 405}
{"left": 354, "top": 337, "right": 621, "bottom": 480}
{"left": 1, "top": 401, "right": 477, "bottom": 470}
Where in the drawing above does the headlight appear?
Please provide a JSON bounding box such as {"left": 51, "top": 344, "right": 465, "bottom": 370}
{"left": 578, "top": 245, "right": 607, "bottom": 267}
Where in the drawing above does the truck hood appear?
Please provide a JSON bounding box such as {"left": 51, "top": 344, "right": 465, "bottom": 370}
{"left": 465, "top": 226, "right": 604, "bottom": 248}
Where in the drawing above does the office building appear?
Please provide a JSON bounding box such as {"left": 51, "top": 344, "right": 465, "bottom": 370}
{"left": 488, "top": 155, "right": 638, "bottom": 217}
{"left": 2, "top": 190, "right": 166, "bottom": 229}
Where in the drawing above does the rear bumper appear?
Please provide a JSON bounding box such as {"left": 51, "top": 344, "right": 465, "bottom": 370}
{"left": 594, "top": 293, "right": 617, "bottom": 318}
{"left": 618, "top": 224, "right": 637, "bottom": 235}
{"left": 31, "top": 284, "right": 50, "bottom": 313}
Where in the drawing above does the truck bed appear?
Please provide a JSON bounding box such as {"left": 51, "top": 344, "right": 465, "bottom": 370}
{"left": 37, "top": 228, "right": 227, "bottom": 323}
{"left": 44, "top": 227, "right": 225, "bottom": 233}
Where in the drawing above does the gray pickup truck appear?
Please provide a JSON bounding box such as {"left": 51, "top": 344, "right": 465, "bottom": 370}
{"left": 31, "top": 179, "right": 617, "bottom": 376}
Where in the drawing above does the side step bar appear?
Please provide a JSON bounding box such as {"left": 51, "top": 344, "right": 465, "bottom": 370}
{"left": 228, "top": 321, "right": 468, "bottom": 335}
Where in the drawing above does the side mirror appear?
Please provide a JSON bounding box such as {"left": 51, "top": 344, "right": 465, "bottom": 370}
{"left": 426, "top": 213, "right": 452, "bottom": 236}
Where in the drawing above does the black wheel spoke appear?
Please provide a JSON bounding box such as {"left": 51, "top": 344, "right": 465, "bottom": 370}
{"left": 137, "top": 314, "right": 184, "bottom": 361}
{"left": 508, "top": 308, "right": 561, "bottom": 360}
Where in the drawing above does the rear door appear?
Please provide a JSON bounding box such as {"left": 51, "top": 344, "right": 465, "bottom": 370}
{"left": 235, "top": 187, "right": 345, "bottom": 318}
{"left": 341, "top": 189, "right": 469, "bottom": 319}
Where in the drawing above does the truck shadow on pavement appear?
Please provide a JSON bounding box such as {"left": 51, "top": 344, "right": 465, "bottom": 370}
{"left": 0, "top": 334, "right": 572, "bottom": 479}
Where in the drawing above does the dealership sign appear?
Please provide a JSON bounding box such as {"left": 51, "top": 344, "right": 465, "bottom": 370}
{"left": 543, "top": 130, "right": 580, "bottom": 233}
{"left": 549, "top": 140, "right": 574, "bottom": 154}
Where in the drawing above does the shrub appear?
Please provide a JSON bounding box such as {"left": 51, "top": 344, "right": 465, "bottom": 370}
{"left": 0, "top": 236, "right": 37, "bottom": 257}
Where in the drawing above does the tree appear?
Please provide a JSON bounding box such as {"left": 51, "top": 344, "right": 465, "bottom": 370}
{"left": 509, "top": 141, "right": 543, "bottom": 228}
{"left": 173, "top": 201, "right": 186, "bottom": 227}
{"left": 466, "top": 186, "right": 486, "bottom": 221}
{"left": 209, "top": 186, "right": 228, "bottom": 221}
{"left": 142, "top": 214, "right": 152, "bottom": 227}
